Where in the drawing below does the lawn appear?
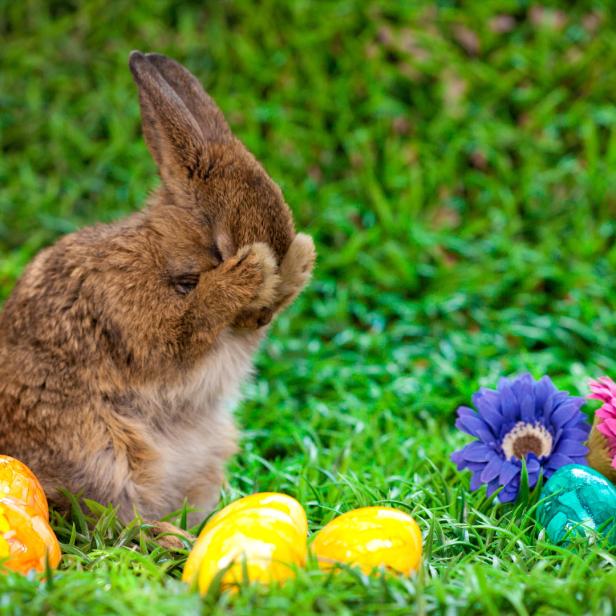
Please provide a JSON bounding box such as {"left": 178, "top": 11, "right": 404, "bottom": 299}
{"left": 2, "top": 1, "right": 616, "bottom": 614}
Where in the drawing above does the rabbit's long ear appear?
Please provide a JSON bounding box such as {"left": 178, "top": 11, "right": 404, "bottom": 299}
{"left": 144, "top": 53, "right": 231, "bottom": 142}
{"left": 129, "top": 50, "right": 207, "bottom": 189}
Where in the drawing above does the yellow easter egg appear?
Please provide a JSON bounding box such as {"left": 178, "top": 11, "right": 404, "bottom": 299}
{"left": 204, "top": 493, "right": 308, "bottom": 538}
{"left": 182, "top": 493, "right": 307, "bottom": 594}
{"left": 311, "top": 507, "right": 422, "bottom": 576}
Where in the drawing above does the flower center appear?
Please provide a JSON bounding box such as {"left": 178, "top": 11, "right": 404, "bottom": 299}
{"left": 501, "top": 421, "right": 553, "bottom": 460}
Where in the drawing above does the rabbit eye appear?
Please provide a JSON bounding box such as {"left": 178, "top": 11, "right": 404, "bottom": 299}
{"left": 172, "top": 274, "right": 199, "bottom": 296}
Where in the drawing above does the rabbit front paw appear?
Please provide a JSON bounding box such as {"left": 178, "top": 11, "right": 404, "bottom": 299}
{"left": 222, "top": 242, "right": 280, "bottom": 311}
{"left": 275, "top": 233, "right": 316, "bottom": 309}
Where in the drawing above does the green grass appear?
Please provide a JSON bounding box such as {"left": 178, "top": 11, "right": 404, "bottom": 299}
{"left": 2, "top": 0, "right": 616, "bottom": 614}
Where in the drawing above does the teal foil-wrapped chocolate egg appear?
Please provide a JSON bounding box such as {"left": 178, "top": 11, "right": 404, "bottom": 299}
{"left": 536, "top": 464, "right": 616, "bottom": 545}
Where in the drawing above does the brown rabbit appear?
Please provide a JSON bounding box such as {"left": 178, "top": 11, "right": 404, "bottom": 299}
{"left": 0, "top": 51, "right": 315, "bottom": 525}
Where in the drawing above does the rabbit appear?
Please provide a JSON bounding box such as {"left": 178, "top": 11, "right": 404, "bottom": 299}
{"left": 0, "top": 51, "right": 316, "bottom": 526}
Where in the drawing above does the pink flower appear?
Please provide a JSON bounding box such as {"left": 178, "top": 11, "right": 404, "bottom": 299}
{"left": 588, "top": 377, "right": 616, "bottom": 468}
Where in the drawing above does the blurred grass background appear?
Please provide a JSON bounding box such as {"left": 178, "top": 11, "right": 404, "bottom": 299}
{"left": 2, "top": 1, "right": 616, "bottom": 614}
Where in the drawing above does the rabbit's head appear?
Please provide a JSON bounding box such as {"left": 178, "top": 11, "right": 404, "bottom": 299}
{"left": 128, "top": 51, "right": 296, "bottom": 286}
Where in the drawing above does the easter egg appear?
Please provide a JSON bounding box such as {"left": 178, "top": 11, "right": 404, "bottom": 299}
{"left": 0, "top": 455, "right": 61, "bottom": 574}
{"left": 0, "top": 499, "right": 61, "bottom": 574}
{"left": 536, "top": 464, "right": 616, "bottom": 545}
{"left": 182, "top": 493, "right": 307, "bottom": 594}
{"left": 203, "top": 492, "right": 308, "bottom": 538}
{"left": 0, "top": 456, "right": 49, "bottom": 519}
{"left": 311, "top": 507, "right": 422, "bottom": 576}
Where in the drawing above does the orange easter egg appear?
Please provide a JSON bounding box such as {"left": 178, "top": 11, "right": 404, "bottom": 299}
{"left": 0, "top": 456, "right": 48, "bottom": 519}
{"left": 183, "top": 493, "right": 307, "bottom": 594}
{"left": 0, "top": 499, "right": 61, "bottom": 574}
{"left": 311, "top": 507, "right": 422, "bottom": 576}
{"left": 0, "top": 455, "right": 61, "bottom": 574}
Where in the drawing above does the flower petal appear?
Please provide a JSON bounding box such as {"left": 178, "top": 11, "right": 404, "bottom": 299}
{"left": 527, "top": 471, "right": 540, "bottom": 489}
{"left": 451, "top": 450, "right": 464, "bottom": 468}
{"left": 499, "top": 460, "right": 520, "bottom": 487}
{"left": 563, "top": 409, "right": 588, "bottom": 430}
{"left": 588, "top": 377, "right": 616, "bottom": 403}
{"left": 560, "top": 427, "right": 591, "bottom": 442}
{"left": 498, "top": 484, "right": 519, "bottom": 503}
{"left": 535, "top": 376, "right": 557, "bottom": 410}
{"left": 486, "top": 479, "right": 501, "bottom": 497}
{"left": 457, "top": 406, "right": 476, "bottom": 419}
{"left": 526, "top": 455, "right": 540, "bottom": 473}
{"left": 519, "top": 393, "right": 535, "bottom": 423}
{"left": 470, "top": 472, "right": 484, "bottom": 491}
{"left": 480, "top": 456, "right": 503, "bottom": 483}
{"left": 555, "top": 440, "right": 589, "bottom": 457}
{"left": 473, "top": 391, "right": 503, "bottom": 434}
{"left": 511, "top": 373, "right": 533, "bottom": 404}
{"left": 543, "top": 466, "right": 557, "bottom": 480}
{"left": 465, "top": 461, "right": 488, "bottom": 473}
{"left": 597, "top": 408, "right": 616, "bottom": 421}
{"left": 458, "top": 441, "right": 494, "bottom": 463}
{"left": 475, "top": 388, "right": 500, "bottom": 408}
{"left": 499, "top": 384, "right": 518, "bottom": 423}
{"left": 545, "top": 452, "right": 574, "bottom": 471}
{"left": 543, "top": 392, "right": 568, "bottom": 417}
{"left": 550, "top": 399, "right": 584, "bottom": 427}
{"left": 456, "top": 414, "right": 495, "bottom": 442}
{"left": 597, "top": 422, "right": 616, "bottom": 440}
{"left": 497, "top": 377, "right": 512, "bottom": 391}
{"left": 601, "top": 417, "right": 616, "bottom": 437}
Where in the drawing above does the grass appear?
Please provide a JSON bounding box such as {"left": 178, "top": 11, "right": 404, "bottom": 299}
{"left": 2, "top": 0, "right": 616, "bottom": 613}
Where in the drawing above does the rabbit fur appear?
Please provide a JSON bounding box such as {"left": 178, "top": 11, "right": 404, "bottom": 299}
{"left": 0, "top": 51, "right": 315, "bottom": 525}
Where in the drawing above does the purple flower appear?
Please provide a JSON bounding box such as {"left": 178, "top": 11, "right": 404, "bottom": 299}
{"left": 451, "top": 374, "right": 590, "bottom": 503}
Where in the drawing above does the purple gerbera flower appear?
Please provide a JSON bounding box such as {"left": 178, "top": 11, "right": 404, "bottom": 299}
{"left": 451, "top": 374, "right": 591, "bottom": 503}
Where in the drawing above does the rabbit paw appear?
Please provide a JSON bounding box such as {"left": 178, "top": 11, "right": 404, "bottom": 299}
{"left": 147, "top": 521, "right": 195, "bottom": 551}
{"left": 233, "top": 305, "right": 275, "bottom": 330}
{"left": 276, "top": 233, "right": 316, "bottom": 308}
{"left": 230, "top": 235, "right": 315, "bottom": 331}
{"left": 223, "top": 242, "right": 280, "bottom": 310}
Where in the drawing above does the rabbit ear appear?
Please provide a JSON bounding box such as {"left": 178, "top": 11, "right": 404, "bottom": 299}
{"left": 144, "top": 53, "right": 231, "bottom": 142}
{"left": 129, "top": 50, "right": 207, "bottom": 188}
